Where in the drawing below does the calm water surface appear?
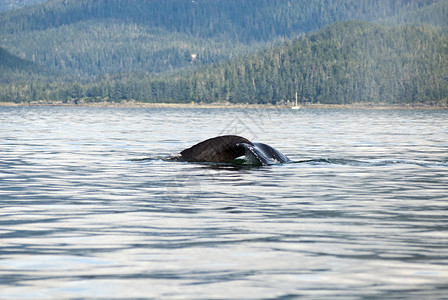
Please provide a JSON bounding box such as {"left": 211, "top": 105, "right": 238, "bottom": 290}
{"left": 0, "top": 106, "right": 447, "bottom": 299}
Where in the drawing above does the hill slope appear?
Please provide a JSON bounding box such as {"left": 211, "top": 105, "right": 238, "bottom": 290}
{"left": 0, "top": 47, "right": 48, "bottom": 83}
{"left": 382, "top": 0, "right": 448, "bottom": 31}
{"left": 0, "top": 0, "right": 46, "bottom": 12}
{"left": 2, "top": 22, "right": 446, "bottom": 105}
{"left": 1, "top": 0, "right": 444, "bottom": 77}
{"left": 1, "top": 1, "right": 447, "bottom": 105}
{"left": 163, "top": 22, "right": 448, "bottom": 105}
{"left": 76, "top": 22, "right": 446, "bottom": 105}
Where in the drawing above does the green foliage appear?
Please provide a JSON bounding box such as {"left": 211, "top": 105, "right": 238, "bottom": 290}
{"left": 0, "top": 47, "right": 50, "bottom": 83}
{"left": 382, "top": 0, "right": 448, "bottom": 31}
{"left": 2, "top": 22, "right": 446, "bottom": 105}
{"left": 0, "top": 0, "right": 447, "bottom": 105}
{"left": 1, "top": 21, "right": 268, "bottom": 77}
{"left": 1, "top": 0, "right": 444, "bottom": 77}
{"left": 149, "top": 22, "right": 448, "bottom": 105}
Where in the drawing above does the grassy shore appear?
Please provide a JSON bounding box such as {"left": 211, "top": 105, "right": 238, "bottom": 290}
{"left": 1, "top": 100, "right": 447, "bottom": 109}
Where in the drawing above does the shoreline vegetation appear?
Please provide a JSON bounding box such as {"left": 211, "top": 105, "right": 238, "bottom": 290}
{"left": 1, "top": 99, "right": 447, "bottom": 109}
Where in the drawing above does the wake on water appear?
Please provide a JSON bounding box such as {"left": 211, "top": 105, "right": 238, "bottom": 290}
{"left": 295, "top": 158, "right": 448, "bottom": 168}
{"left": 130, "top": 156, "right": 448, "bottom": 168}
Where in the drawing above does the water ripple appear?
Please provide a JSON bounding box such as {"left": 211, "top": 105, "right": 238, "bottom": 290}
{"left": 1, "top": 107, "right": 447, "bottom": 299}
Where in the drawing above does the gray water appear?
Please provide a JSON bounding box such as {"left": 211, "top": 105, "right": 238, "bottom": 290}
{"left": 1, "top": 106, "right": 447, "bottom": 299}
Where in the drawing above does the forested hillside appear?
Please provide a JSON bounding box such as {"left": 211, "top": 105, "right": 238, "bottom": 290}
{"left": 383, "top": 0, "right": 448, "bottom": 31}
{"left": 1, "top": 0, "right": 443, "bottom": 77}
{"left": 2, "top": 22, "right": 447, "bottom": 105}
{"left": 0, "top": 47, "right": 50, "bottom": 83}
{"left": 0, "top": 0, "right": 447, "bottom": 105}
{"left": 0, "top": 0, "right": 45, "bottom": 11}
{"left": 171, "top": 22, "right": 448, "bottom": 105}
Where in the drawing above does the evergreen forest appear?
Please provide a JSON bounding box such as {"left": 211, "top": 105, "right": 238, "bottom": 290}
{"left": 1, "top": 0, "right": 447, "bottom": 105}
{"left": 0, "top": 0, "right": 46, "bottom": 12}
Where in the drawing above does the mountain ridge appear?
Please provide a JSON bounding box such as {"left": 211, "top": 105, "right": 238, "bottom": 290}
{"left": 1, "top": 0, "right": 444, "bottom": 77}
{"left": 140, "top": 21, "right": 448, "bottom": 105}
{"left": 2, "top": 21, "right": 446, "bottom": 105}
{"left": 0, "top": 0, "right": 447, "bottom": 105}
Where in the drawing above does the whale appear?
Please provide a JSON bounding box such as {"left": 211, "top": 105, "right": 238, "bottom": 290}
{"left": 179, "top": 135, "right": 290, "bottom": 166}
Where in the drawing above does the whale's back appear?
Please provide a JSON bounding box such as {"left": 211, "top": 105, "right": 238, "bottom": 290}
{"left": 180, "top": 135, "right": 253, "bottom": 163}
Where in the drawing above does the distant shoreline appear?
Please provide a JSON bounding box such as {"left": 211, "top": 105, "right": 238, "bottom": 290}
{"left": 1, "top": 100, "right": 447, "bottom": 110}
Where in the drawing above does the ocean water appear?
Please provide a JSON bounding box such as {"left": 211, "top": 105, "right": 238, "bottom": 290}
{"left": 0, "top": 106, "right": 447, "bottom": 299}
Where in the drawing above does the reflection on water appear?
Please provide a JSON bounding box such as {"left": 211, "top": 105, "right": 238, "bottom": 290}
{"left": 0, "top": 106, "right": 447, "bottom": 299}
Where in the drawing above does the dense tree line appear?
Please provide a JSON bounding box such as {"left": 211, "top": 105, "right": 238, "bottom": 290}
{"left": 2, "top": 22, "right": 447, "bottom": 105}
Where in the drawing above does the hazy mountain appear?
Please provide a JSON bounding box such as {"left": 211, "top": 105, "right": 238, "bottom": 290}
{"left": 165, "top": 21, "right": 447, "bottom": 105}
{"left": 0, "top": 0, "right": 46, "bottom": 11}
{"left": 1, "top": 0, "right": 444, "bottom": 77}
{"left": 0, "top": 0, "right": 447, "bottom": 105}
{"left": 382, "top": 0, "right": 448, "bottom": 30}
{"left": 3, "top": 21, "right": 447, "bottom": 105}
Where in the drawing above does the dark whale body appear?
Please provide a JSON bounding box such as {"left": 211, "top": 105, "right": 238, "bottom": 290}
{"left": 180, "top": 135, "right": 289, "bottom": 165}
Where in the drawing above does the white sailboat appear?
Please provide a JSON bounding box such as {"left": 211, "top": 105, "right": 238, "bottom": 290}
{"left": 291, "top": 92, "right": 300, "bottom": 109}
